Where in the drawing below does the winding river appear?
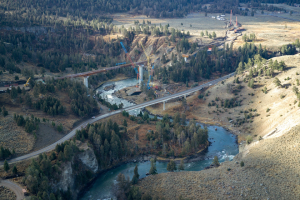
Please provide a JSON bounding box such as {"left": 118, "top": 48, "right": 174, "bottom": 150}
{"left": 81, "top": 78, "right": 239, "bottom": 200}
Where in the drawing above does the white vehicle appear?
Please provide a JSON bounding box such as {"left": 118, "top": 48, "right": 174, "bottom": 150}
{"left": 92, "top": 116, "right": 95, "bottom": 119}
{"left": 209, "top": 84, "right": 212, "bottom": 86}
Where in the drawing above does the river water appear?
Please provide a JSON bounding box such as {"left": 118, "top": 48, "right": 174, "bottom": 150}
{"left": 81, "top": 78, "right": 239, "bottom": 200}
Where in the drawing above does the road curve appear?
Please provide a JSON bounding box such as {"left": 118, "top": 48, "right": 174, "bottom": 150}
{"left": 0, "top": 179, "right": 25, "bottom": 200}
{"left": 1, "top": 73, "right": 234, "bottom": 165}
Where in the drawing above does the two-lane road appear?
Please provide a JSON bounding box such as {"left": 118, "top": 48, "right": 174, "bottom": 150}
{"left": 1, "top": 72, "right": 234, "bottom": 165}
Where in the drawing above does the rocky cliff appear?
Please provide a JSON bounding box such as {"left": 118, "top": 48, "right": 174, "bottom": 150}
{"left": 52, "top": 142, "right": 99, "bottom": 199}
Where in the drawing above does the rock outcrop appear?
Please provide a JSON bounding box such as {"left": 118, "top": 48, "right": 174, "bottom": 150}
{"left": 78, "top": 146, "right": 99, "bottom": 173}
{"left": 55, "top": 162, "right": 74, "bottom": 192}
{"left": 52, "top": 143, "right": 98, "bottom": 198}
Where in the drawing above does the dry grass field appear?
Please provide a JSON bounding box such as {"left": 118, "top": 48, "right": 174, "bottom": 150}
{"left": 112, "top": 11, "right": 300, "bottom": 51}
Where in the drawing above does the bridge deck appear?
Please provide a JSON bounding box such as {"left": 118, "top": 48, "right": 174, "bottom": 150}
{"left": 55, "top": 61, "right": 147, "bottom": 79}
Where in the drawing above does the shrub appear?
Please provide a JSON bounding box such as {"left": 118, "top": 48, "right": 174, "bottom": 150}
{"left": 266, "top": 108, "right": 270, "bottom": 112}
{"left": 240, "top": 161, "right": 244, "bottom": 167}
{"left": 2, "top": 107, "right": 8, "bottom": 117}
{"left": 57, "top": 124, "right": 63, "bottom": 132}
{"left": 273, "top": 77, "right": 281, "bottom": 87}
{"left": 198, "top": 94, "right": 204, "bottom": 99}
{"left": 246, "top": 135, "right": 253, "bottom": 144}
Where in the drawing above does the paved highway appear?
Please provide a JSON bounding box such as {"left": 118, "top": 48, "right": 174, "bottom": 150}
{"left": 1, "top": 72, "right": 234, "bottom": 165}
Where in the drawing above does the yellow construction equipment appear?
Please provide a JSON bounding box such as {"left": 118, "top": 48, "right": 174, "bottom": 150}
{"left": 24, "top": 77, "right": 31, "bottom": 87}
{"left": 139, "top": 42, "right": 154, "bottom": 88}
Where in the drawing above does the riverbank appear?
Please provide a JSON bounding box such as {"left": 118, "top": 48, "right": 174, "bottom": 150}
{"left": 92, "top": 74, "right": 132, "bottom": 91}
{"left": 138, "top": 124, "right": 300, "bottom": 199}
{"left": 77, "top": 154, "right": 155, "bottom": 200}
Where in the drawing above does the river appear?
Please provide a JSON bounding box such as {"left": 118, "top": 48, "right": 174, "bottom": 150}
{"left": 81, "top": 78, "right": 239, "bottom": 200}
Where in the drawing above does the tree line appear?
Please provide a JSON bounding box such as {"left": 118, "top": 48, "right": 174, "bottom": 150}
{"left": 13, "top": 114, "right": 40, "bottom": 134}
{"left": 33, "top": 96, "right": 65, "bottom": 116}
{"left": 157, "top": 41, "right": 269, "bottom": 84}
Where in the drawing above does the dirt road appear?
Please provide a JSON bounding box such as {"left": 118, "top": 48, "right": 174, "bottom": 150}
{"left": 0, "top": 179, "right": 24, "bottom": 200}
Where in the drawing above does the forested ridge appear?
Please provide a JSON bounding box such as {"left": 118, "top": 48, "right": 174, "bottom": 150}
{"left": 0, "top": 0, "right": 297, "bottom": 21}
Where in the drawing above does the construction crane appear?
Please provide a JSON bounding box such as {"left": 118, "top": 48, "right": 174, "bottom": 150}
{"left": 147, "top": 65, "right": 154, "bottom": 89}
{"left": 24, "top": 77, "right": 31, "bottom": 87}
{"left": 139, "top": 42, "right": 154, "bottom": 89}
{"left": 120, "top": 42, "right": 139, "bottom": 81}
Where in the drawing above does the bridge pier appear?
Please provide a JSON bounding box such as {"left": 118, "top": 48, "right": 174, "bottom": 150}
{"left": 83, "top": 76, "right": 89, "bottom": 88}
{"left": 139, "top": 65, "right": 143, "bottom": 89}
{"left": 163, "top": 101, "right": 166, "bottom": 110}
{"left": 184, "top": 94, "right": 186, "bottom": 99}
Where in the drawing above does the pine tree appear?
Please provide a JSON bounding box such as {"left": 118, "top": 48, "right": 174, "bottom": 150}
{"left": 50, "top": 193, "right": 56, "bottom": 200}
{"left": 132, "top": 165, "right": 139, "bottom": 184}
{"left": 179, "top": 160, "right": 184, "bottom": 171}
{"left": 161, "top": 54, "right": 167, "bottom": 64}
{"left": 212, "top": 32, "right": 216, "bottom": 39}
{"left": 167, "top": 160, "right": 177, "bottom": 172}
{"left": 2, "top": 107, "right": 8, "bottom": 117}
{"left": 212, "top": 156, "right": 220, "bottom": 166}
{"left": 4, "top": 159, "right": 9, "bottom": 172}
{"left": 123, "top": 119, "right": 127, "bottom": 127}
{"left": 12, "top": 165, "right": 18, "bottom": 175}
{"left": 149, "top": 158, "right": 157, "bottom": 175}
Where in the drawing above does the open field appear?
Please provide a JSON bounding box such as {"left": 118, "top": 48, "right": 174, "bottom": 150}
{"left": 112, "top": 12, "right": 300, "bottom": 51}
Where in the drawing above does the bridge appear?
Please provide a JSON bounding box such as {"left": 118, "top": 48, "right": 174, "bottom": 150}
{"left": 55, "top": 61, "right": 147, "bottom": 88}
{"left": 1, "top": 72, "right": 234, "bottom": 165}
